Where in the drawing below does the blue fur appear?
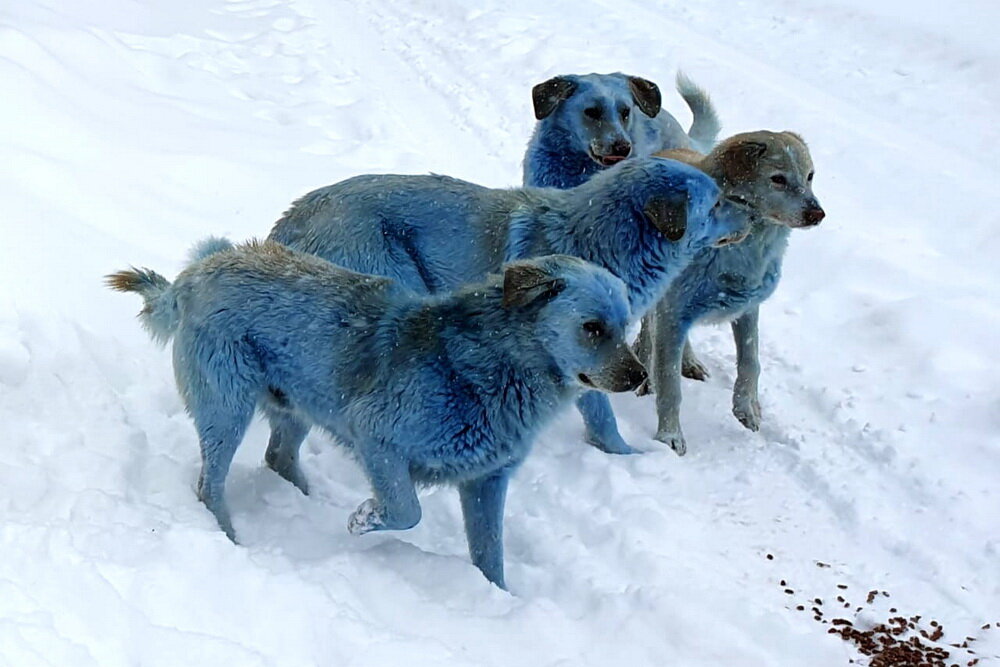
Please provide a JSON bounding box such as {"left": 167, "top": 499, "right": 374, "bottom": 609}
{"left": 269, "top": 157, "right": 751, "bottom": 454}
{"left": 523, "top": 73, "right": 713, "bottom": 189}
{"left": 645, "top": 221, "right": 792, "bottom": 453}
{"left": 111, "top": 244, "right": 637, "bottom": 588}
{"left": 670, "top": 224, "right": 789, "bottom": 324}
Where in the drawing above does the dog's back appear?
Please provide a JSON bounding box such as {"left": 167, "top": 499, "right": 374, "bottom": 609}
{"left": 270, "top": 174, "right": 522, "bottom": 294}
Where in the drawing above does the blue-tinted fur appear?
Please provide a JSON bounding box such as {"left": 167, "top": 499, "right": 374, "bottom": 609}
{"left": 110, "top": 243, "right": 639, "bottom": 588}
{"left": 269, "top": 157, "right": 751, "bottom": 454}
{"left": 523, "top": 73, "right": 719, "bottom": 189}
{"left": 638, "top": 131, "right": 824, "bottom": 455}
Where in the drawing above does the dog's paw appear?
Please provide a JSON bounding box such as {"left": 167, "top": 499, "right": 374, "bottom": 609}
{"left": 347, "top": 498, "right": 383, "bottom": 535}
{"left": 654, "top": 429, "right": 687, "bottom": 456}
{"left": 681, "top": 357, "right": 710, "bottom": 381}
{"left": 733, "top": 396, "right": 761, "bottom": 432}
{"left": 585, "top": 433, "right": 639, "bottom": 455}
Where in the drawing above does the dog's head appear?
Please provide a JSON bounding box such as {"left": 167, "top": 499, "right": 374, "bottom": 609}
{"left": 531, "top": 73, "right": 662, "bottom": 168}
{"left": 501, "top": 255, "right": 646, "bottom": 393}
{"left": 594, "top": 157, "right": 756, "bottom": 254}
{"left": 706, "top": 131, "right": 825, "bottom": 229}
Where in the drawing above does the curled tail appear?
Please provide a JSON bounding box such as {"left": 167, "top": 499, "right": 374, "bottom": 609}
{"left": 676, "top": 71, "right": 721, "bottom": 154}
{"left": 105, "top": 267, "right": 178, "bottom": 344}
{"left": 106, "top": 236, "right": 234, "bottom": 344}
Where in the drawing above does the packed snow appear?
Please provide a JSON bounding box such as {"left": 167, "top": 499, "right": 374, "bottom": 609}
{"left": 1, "top": 0, "right": 998, "bottom": 665}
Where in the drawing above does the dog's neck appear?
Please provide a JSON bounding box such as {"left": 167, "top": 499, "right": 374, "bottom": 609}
{"left": 394, "top": 285, "right": 575, "bottom": 418}
{"left": 534, "top": 175, "right": 678, "bottom": 318}
{"left": 524, "top": 123, "right": 602, "bottom": 189}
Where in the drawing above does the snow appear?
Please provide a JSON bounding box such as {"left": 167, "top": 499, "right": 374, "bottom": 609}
{"left": 1, "top": 0, "right": 998, "bottom": 665}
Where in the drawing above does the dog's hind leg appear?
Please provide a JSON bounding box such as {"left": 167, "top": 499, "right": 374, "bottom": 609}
{"left": 348, "top": 441, "right": 421, "bottom": 535}
{"left": 576, "top": 391, "right": 637, "bottom": 455}
{"left": 264, "top": 409, "right": 311, "bottom": 495}
{"left": 459, "top": 468, "right": 511, "bottom": 588}
{"left": 177, "top": 333, "right": 260, "bottom": 541}
{"left": 651, "top": 300, "right": 690, "bottom": 456}
{"left": 190, "top": 392, "right": 256, "bottom": 542}
{"left": 731, "top": 306, "right": 762, "bottom": 431}
{"left": 681, "top": 339, "right": 710, "bottom": 381}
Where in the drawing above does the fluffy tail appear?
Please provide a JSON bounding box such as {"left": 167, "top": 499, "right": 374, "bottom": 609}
{"left": 105, "top": 267, "right": 178, "bottom": 344}
{"left": 106, "top": 236, "right": 234, "bottom": 344}
{"left": 676, "top": 71, "right": 721, "bottom": 153}
{"left": 187, "top": 235, "right": 234, "bottom": 263}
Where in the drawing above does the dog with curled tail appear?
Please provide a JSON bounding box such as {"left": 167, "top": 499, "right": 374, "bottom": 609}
{"left": 634, "top": 131, "right": 825, "bottom": 455}
{"left": 523, "top": 72, "right": 720, "bottom": 189}
{"left": 108, "top": 242, "right": 645, "bottom": 588}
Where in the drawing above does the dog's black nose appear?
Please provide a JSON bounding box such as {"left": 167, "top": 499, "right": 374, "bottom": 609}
{"left": 609, "top": 141, "right": 632, "bottom": 159}
{"left": 802, "top": 207, "right": 825, "bottom": 226}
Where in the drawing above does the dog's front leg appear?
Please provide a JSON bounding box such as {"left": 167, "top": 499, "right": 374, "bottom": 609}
{"left": 348, "top": 443, "right": 421, "bottom": 535}
{"left": 651, "top": 300, "right": 690, "bottom": 456}
{"left": 731, "top": 305, "right": 762, "bottom": 431}
{"left": 576, "top": 391, "right": 637, "bottom": 455}
{"left": 459, "top": 469, "right": 511, "bottom": 589}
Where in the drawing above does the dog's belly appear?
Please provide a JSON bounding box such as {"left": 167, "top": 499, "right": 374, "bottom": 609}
{"left": 410, "top": 432, "right": 528, "bottom": 484}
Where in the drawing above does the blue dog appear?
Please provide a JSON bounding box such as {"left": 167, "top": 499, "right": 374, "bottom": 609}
{"left": 635, "top": 131, "right": 825, "bottom": 455}
{"left": 108, "top": 243, "right": 646, "bottom": 588}
{"left": 523, "top": 72, "right": 720, "bottom": 189}
{"left": 269, "top": 157, "right": 754, "bottom": 455}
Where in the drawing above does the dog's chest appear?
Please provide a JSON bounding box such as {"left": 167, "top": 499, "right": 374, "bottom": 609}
{"left": 687, "top": 232, "right": 787, "bottom": 320}
{"left": 407, "top": 377, "right": 552, "bottom": 482}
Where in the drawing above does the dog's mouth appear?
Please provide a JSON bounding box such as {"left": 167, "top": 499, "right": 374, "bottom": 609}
{"left": 589, "top": 150, "right": 628, "bottom": 167}
{"left": 714, "top": 229, "right": 750, "bottom": 247}
{"left": 578, "top": 373, "right": 596, "bottom": 388}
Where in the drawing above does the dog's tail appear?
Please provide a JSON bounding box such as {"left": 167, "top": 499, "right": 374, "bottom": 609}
{"left": 676, "top": 72, "right": 721, "bottom": 154}
{"left": 187, "top": 235, "right": 234, "bottom": 263}
{"left": 106, "top": 236, "right": 235, "bottom": 344}
{"left": 105, "top": 267, "right": 178, "bottom": 344}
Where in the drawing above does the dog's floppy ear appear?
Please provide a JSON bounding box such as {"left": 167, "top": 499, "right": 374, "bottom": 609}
{"left": 502, "top": 263, "right": 567, "bottom": 308}
{"left": 627, "top": 77, "right": 661, "bottom": 118}
{"left": 532, "top": 77, "right": 578, "bottom": 120}
{"left": 643, "top": 193, "right": 688, "bottom": 241}
{"left": 720, "top": 141, "right": 767, "bottom": 183}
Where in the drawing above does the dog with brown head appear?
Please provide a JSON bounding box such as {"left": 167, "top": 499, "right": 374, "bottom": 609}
{"left": 637, "top": 131, "right": 824, "bottom": 455}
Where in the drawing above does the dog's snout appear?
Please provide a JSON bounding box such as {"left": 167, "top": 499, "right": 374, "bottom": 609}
{"left": 802, "top": 206, "right": 825, "bottom": 226}
{"left": 609, "top": 141, "right": 632, "bottom": 158}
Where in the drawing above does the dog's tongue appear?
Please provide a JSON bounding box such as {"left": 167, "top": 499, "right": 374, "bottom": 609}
{"left": 600, "top": 155, "right": 625, "bottom": 166}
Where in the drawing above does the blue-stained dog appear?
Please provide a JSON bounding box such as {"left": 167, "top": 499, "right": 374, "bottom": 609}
{"left": 269, "top": 157, "right": 754, "bottom": 455}
{"left": 634, "top": 131, "right": 825, "bottom": 455}
{"left": 523, "top": 72, "right": 720, "bottom": 189}
{"left": 108, "top": 242, "right": 646, "bottom": 588}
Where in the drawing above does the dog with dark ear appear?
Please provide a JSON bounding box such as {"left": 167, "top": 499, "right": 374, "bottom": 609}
{"left": 532, "top": 77, "right": 579, "bottom": 120}
{"left": 523, "top": 72, "right": 722, "bottom": 189}
{"left": 502, "top": 262, "right": 567, "bottom": 307}
{"left": 636, "top": 131, "right": 826, "bottom": 456}
{"left": 627, "top": 76, "right": 662, "bottom": 118}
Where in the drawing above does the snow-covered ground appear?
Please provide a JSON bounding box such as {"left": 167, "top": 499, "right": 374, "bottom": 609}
{"left": 1, "top": 0, "right": 998, "bottom": 664}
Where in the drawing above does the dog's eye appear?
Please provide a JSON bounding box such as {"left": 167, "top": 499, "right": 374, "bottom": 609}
{"left": 807, "top": 171, "right": 814, "bottom": 182}
{"left": 582, "top": 321, "right": 607, "bottom": 338}
{"left": 620, "top": 107, "right": 630, "bottom": 120}
{"left": 584, "top": 107, "right": 602, "bottom": 120}
{"left": 770, "top": 174, "right": 788, "bottom": 186}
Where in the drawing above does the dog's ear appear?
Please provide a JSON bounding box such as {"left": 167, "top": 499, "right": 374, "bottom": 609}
{"left": 502, "top": 263, "right": 567, "bottom": 308}
{"left": 720, "top": 141, "right": 767, "bottom": 183}
{"left": 643, "top": 193, "right": 688, "bottom": 241}
{"left": 532, "top": 77, "right": 578, "bottom": 120}
{"left": 627, "top": 77, "right": 661, "bottom": 117}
